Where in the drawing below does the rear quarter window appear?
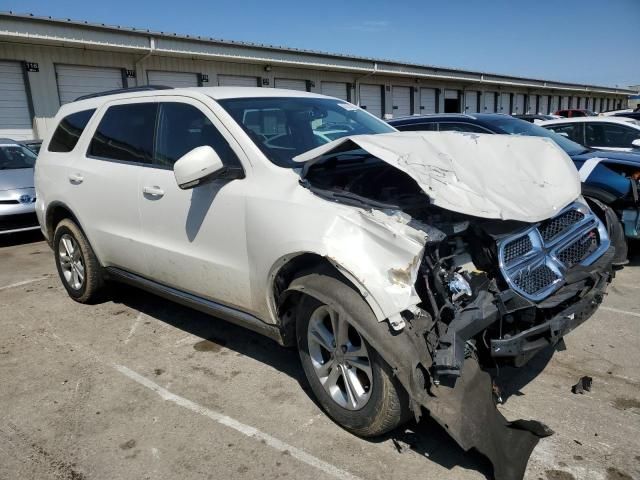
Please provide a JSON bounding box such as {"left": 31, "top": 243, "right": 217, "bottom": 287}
{"left": 47, "top": 109, "right": 96, "bottom": 153}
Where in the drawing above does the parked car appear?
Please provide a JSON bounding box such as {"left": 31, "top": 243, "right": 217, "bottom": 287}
{"left": 513, "top": 114, "right": 561, "bottom": 124}
{"left": 600, "top": 109, "right": 633, "bottom": 117}
{"left": 36, "top": 88, "right": 615, "bottom": 478}
{"left": 389, "top": 113, "right": 638, "bottom": 259}
{"left": 554, "top": 109, "right": 597, "bottom": 118}
{"left": 21, "top": 139, "right": 43, "bottom": 155}
{"left": 611, "top": 111, "right": 640, "bottom": 121}
{"left": 540, "top": 116, "right": 640, "bottom": 152}
{"left": 0, "top": 138, "right": 39, "bottom": 234}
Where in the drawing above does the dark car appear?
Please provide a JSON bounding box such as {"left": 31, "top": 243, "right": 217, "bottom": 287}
{"left": 554, "top": 109, "right": 597, "bottom": 118}
{"left": 514, "top": 114, "right": 559, "bottom": 123}
{"left": 389, "top": 113, "right": 640, "bottom": 264}
{"left": 21, "top": 140, "right": 42, "bottom": 155}
{"left": 613, "top": 112, "right": 640, "bottom": 121}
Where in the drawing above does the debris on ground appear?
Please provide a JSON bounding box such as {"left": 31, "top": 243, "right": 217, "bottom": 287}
{"left": 571, "top": 376, "right": 593, "bottom": 394}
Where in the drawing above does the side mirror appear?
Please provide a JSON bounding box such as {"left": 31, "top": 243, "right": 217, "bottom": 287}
{"left": 173, "top": 146, "right": 243, "bottom": 190}
{"left": 632, "top": 139, "right": 640, "bottom": 149}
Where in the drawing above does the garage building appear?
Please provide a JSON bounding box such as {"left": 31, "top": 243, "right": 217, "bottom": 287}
{"left": 0, "top": 12, "right": 633, "bottom": 140}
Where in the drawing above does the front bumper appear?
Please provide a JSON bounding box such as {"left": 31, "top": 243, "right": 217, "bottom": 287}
{"left": 490, "top": 245, "right": 614, "bottom": 365}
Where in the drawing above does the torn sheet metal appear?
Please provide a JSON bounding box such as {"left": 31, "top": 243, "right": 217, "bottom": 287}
{"left": 323, "top": 208, "right": 427, "bottom": 317}
{"left": 294, "top": 131, "right": 581, "bottom": 223}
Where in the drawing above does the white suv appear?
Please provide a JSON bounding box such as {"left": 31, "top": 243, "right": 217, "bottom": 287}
{"left": 36, "top": 86, "right": 615, "bottom": 475}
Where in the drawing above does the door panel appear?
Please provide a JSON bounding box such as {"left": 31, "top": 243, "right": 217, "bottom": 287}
{"left": 499, "top": 93, "right": 511, "bottom": 113}
{"left": 0, "top": 61, "right": 34, "bottom": 140}
{"left": 218, "top": 75, "right": 259, "bottom": 87}
{"left": 321, "top": 82, "right": 349, "bottom": 101}
{"left": 56, "top": 65, "right": 123, "bottom": 105}
{"left": 483, "top": 92, "right": 496, "bottom": 113}
{"left": 514, "top": 94, "right": 525, "bottom": 114}
{"left": 464, "top": 91, "right": 478, "bottom": 113}
{"left": 147, "top": 70, "right": 198, "bottom": 88}
{"left": 539, "top": 95, "right": 549, "bottom": 114}
{"left": 274, "top": 78, "right": 307, "bottom": 91}
{"left": 359, "top": 84, "right": 383, "bottom": 117}
{"left": 392, "top": 86, "right": 411, "bottom": 117}
{"left": 420, "top": 88, "right": 436, "bottom": 114}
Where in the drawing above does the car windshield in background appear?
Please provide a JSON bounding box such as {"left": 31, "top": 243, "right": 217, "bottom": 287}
{"left": 218, "top": 97, "right": 395, "bottom": 167}
{"left": 484, "top": 116, "right": 589, "bottom": 155}
{"left": 0, "top": 144, "right": 37, "bottom": 170}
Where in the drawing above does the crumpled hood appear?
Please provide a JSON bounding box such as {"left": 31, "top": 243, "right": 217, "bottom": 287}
{"left": 0, "top": 168, "right": 34, "bottom": 191}
{"left": 295, "top": 131, "right": 581, "bottom": 223}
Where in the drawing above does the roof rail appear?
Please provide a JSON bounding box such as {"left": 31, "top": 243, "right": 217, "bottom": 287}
{"left": 74, "top": 85, "right": 173, "bottom": 102}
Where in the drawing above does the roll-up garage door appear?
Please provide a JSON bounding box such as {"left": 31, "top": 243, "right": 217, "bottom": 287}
{"left": 483, "top": 92, "right": 496, "bottom": 113}
{"left": 147, "top": 70, "right": 198, "bottom": 88}
{"left": 321, "top": 82, "right": 348, "bottom": 101}
{"left": 527, "top": 95, "right": 537, "bottom": 114}
{"left": 539, "top": 95, "right": 549, "bottom": 114}
{"left": 420, "top": 88, "right": 436, "bottom": 114}
{"left": 274, "top": 78, "right": 307, "bottom": 92}
{"left": 550, "top": 96, "right": 559, "bottom": 113}
{"left": 561, "top": 96, "right": 569, "bottom": 110}
{"left": 464, "top": 91, "right": 478, "bottom": 113}
{"left": 392, "top": 86, "right": 411, "bottom": 117}
{"left": 217, "top": 75, "right": 259, "bottom": 87}
{"left": 513, "top": 94, "right": 525, "bottom": 114}
{"left": 499, "top": 93, "right": 511, "bottom": 113}
{"left": 56, "top": 65, "right": 123, "bottom": 105}
{"left": 359, "top": 84, "right": 383, "bottom": 117}
{"left": 0, "top": 61, "right": 33, "bottom": 140}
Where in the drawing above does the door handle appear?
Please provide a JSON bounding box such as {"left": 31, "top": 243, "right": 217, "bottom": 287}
{"left": 68, "top": 173, "right": 83, "bottom": 184}
{"left": 143, "top": 186, "right": 165, "bottom": 198}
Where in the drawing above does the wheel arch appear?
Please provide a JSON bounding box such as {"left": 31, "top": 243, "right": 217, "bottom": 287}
{"left": 44, "top": 201, "right": 85, "bottom": 246}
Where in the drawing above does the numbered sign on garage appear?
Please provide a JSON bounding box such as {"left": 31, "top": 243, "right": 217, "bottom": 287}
{"left": 0, "top": 61, "right": 33, "bottom": 140}
{"left": 56, "top": 65, "right": 123, "bottom": 105}
{"left": 359, "top": 84, "right": 383, "bottom": 117}
{"left": 147, "top": 71, "right": 198, "bottom": 88}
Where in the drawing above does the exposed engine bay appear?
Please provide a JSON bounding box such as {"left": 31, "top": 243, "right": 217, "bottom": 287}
{"left": 298, "top": 142, "right": 615, "bottom": 480}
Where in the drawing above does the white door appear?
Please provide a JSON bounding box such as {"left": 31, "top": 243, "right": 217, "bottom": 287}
{"left": 147, "top": 70, "right": 198, "bottom": 88}
{"left": 550, "top": 96, "right": 559, "bottom": 113}
{"left": 56, "top": 65, "right": 123, "bottom": 105}
{"left": 420, "top": 88, "right": 437, "bottom": 114}
{"left": 527, "top": 95, "right": 537, "bottom": 114}
{"left": 321, "top": 82, "right": 349, "bottom": 101}
{"left": 464, "top": 91, "right": 478, "bottom": 113}
{"left": 359, "top": 84, "right": 383, "bottom": 117}
{"left": 0, "top": 61, "right": 33, "bottom": 140}
{"left": 274, "top": 78, "right": 307, "bottom": 91}
{"left": 499, "top": 93, "right": 511, "bottom": 113}
{"left": 483, "top": 92, "right": 496, "bottom": 113}
{"left": 561, "top": 96, "right": 569, "bottom": 110}
{"left": 392, "top": 86, "right": 411, "bottom": 117}
{"left": 514, "top": 94, "right": 525, "bottom": 114}
{"left": 539, "top": 95, "right": 549, "bottom": 114}
{"left": 137, "top": 98, "right": 252, "bottom": 308}
{"left": 218, "top": 75, "right": 259, "bottom": 87}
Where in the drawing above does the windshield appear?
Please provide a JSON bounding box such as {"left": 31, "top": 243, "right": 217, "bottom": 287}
{"left": 483, "top": 116, "right": 589, "bottom": 155}
{"left": 218, "top": 97, "right": 395, "bottom": 168}
{"left": 0, "top": 144, "right": 37, "bottom": 170}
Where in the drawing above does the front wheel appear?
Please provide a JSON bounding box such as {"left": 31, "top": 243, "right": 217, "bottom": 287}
{"left": 296, "top": 275, "right": 410, "bottom": 437}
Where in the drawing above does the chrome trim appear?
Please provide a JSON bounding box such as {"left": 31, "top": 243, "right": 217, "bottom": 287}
{"left": 498, "top": 201, "right": 610, "bottom": 302}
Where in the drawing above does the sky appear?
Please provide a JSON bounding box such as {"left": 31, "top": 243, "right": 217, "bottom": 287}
{"left": 1, "top": 0, "right": 638, "bottom": 88}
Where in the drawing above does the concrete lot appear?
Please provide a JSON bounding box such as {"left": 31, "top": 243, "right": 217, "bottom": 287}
{"left": 1, "top": 231, "right": 639, "bottom": 480}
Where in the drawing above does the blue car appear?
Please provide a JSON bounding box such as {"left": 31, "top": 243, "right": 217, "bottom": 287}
{"left": 389, "top": 114, "right": 639, "bottom": 265}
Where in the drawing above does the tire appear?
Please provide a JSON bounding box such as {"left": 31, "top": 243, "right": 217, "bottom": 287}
{"left": 53, "top": 218, "right": 104, "bottom": 303}
{"left": 296, "top": 275, "right": 410, "bottom": 437}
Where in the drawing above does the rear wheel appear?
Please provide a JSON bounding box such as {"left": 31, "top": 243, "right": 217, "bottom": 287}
{"left": 296, "top": 275, "right": 410, "bottom": 437}
{"left": 53, "top": 219, "right": 104, "bottom": 303}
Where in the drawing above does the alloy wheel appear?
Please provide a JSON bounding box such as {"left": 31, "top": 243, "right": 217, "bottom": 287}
{"left": 58, "top": 234, "right": 85, "bottom": 290}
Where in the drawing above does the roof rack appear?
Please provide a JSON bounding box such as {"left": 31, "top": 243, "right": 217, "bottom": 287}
{"left": 74, "top": 85, "right": 173, "bottom": 102}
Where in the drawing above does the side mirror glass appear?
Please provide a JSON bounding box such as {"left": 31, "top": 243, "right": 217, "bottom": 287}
{"left": 173, "top": 146, "right": 243, "bottom": 190}
{"left": 631, "top": 139, "right": 640, "bottom": 149}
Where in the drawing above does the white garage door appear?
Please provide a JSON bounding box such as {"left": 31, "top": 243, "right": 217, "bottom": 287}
{"left": 561, "top": 96, "right": 569, "bottom": 110}
{"left": 274, "top": 78, "right": 307, "bottom": 91}
{"left": 56, "top": 65, "right": 123, "bottom": 105}
{"left": 483, "top": 92, "right": 496, "bottom": 113}
{"left": 464, "top": 90, "right": 478, "bottom": 113}
{"left": 147, "top": 70, "right": 198, "bottom": 88}
{"left": 420, "top": 88, "right": 436, "bottom": 114}
{"left": 550, "top": 96, "right": 559, "bottom": 113}
{"left": 0, "top": 61, "right": 33, "bottom": 140}
{"left": 527, "top": 95, "right": 537, "bottom": 114}
{"left": 392, "top": 86, "right": 411, "bottom": 117}
{"left": 359, "top": 84, "right": 383, "bottom": 118}
{"left": 499, "top": 93, "right": 511, "bottom": 113}
{"left": 538, "top": 95, "right": 549, "bottom": 114}
{"left": 321, "top": 82, "right": 348, "bottom": 101}
{"left": 513, "top": 94, "right": 525, "bottom": 114}
{"left": 217, "top": 75, "right": 258, "bottom": 87}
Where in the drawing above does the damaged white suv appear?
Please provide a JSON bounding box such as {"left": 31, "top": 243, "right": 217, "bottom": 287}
{"left": 36, "top": 87, "right": 615, "bottom": 479}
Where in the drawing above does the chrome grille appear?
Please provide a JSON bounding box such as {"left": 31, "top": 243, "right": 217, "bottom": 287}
{"left": 499, "top": 202, "right": 609, "bottom": 301}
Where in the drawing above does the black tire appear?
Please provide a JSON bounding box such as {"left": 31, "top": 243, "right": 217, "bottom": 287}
{"left": 295, "top": 274, "right": 410, "bottom": 437}
{"left": 53, "top": 218, "right": 104, "bottom": 303}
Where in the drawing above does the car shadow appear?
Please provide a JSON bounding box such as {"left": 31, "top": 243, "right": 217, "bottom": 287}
{"left": 108, "top": 283, "right": 560, "bottom": 480}
{"left": 0, "top": 230, "right": 44, "bottom": 248}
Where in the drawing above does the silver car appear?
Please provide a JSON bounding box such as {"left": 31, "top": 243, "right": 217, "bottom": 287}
{"left": 0, "top": 138, "right": 38, "bottom": 234}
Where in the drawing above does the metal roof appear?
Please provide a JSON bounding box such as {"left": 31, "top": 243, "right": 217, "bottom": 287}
{"left": 0, "top": 11, "right": 634, "bottom": 95}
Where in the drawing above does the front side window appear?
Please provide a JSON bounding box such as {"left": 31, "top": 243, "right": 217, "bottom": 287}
{"left": 585, "top": 123, "right": 640, "bottom": 148}
{"left": 48, "top": 109, "right": 96, "bottom": 153}
{"left": 438, "top": 122, "right": 490, "bottom": 133}
{"left": 154, "top": 103, "right": 240, "bottom": 168}
{"left": 218, "top": 97, "right": 395, "bottom": 168}
{"left": 89, "top": 103, "right": 157, "bottom": 164}
{"left": 546, "top": 124, "right": 584, "bottom": 145}
{"left": 0, "top": 144, "right": 37, "bottom": 170}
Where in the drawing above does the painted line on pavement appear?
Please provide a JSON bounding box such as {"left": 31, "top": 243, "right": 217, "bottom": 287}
{"left": 601, "top": 306, "right": 640, "bottom": 318}
{"left": 0, "top": 276, "right": 49, "bottom": 291}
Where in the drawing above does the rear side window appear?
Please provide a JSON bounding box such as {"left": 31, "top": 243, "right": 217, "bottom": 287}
{"left": 89, "top": 103, "right": 157, "bottom": 164}
{"left": 438, "top": 122, "right": 490, "bottom": 133}
{"left": 547, "top": 124, "right": 584, "bottom": 144}
{"left": 395, "top": 122, "right": 437, "bottom": 132}
{"left": 48, "top": 109, "right": 96, "bottom": 152}
{"left": 154, "top": 103, "right": 240, "bottom": 168}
